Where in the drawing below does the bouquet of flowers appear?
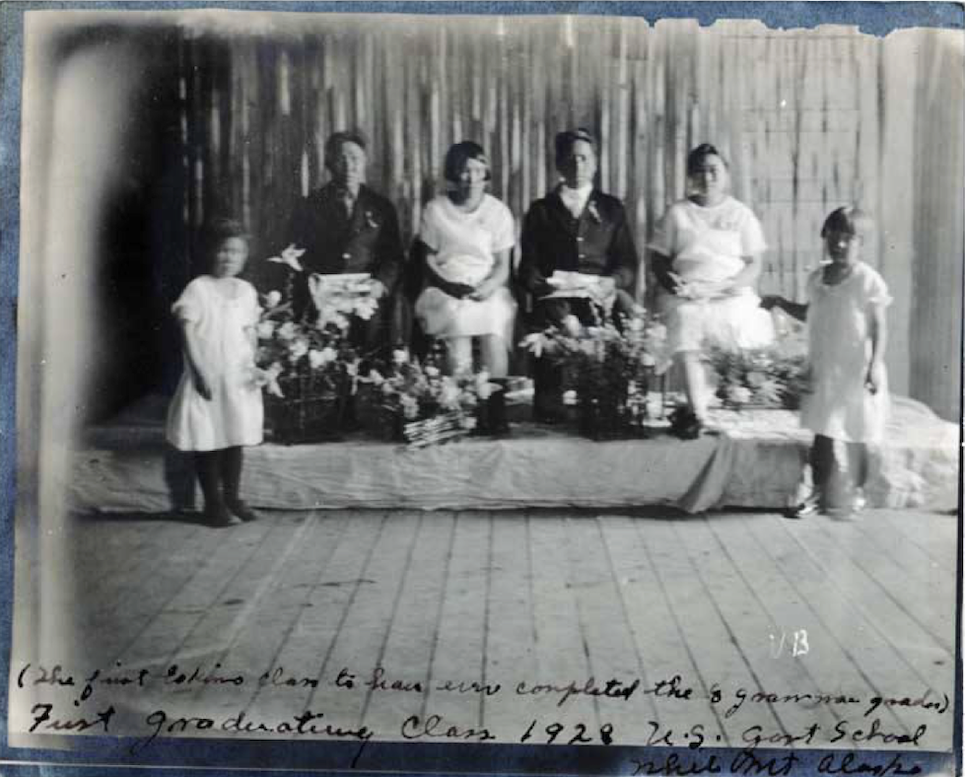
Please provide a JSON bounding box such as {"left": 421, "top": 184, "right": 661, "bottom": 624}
{"left": 520, "top": 304, "right": 668, "bottom": 439}
{"left": 254, "top": 245, "right": 372, "bottom": 443}
{"left": 707, "top": 340, "right": 809, "bottom": 411}
{"left": 355, "top": 344, "right": 491, "bottom": 447}
{"left": 306, "top": 271, "right": 380, "bottom": 330}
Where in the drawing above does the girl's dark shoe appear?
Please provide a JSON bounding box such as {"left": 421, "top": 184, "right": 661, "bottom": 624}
{"left": 226, "top": 499, "right": 260, "bottom": 523}
{"left": 785, "top": 493, "right": 822, "bottom": 520}
{"left": 205, "top": 503, "right": 235, "bottom": 528}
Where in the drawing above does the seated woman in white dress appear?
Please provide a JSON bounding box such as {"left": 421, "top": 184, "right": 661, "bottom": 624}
{"left": 649, "top": 143, "right": 775, "bottom": 438}
{"left": 413, "top": 141, "right": 517, "bottom": 431}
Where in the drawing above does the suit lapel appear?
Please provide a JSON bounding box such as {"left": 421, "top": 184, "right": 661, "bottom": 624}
{"left": 546, "top": 191, "right": 579, "bottom": 235}
{"left": 347, "top": 185, "right": 372, "bottom": 236}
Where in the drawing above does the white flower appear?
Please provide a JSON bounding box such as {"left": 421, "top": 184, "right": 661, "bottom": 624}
{"left": 727, "top": 385, "right": 753, "bottom": 405}
{"left": 267, "top": 244, "right": 305, "bottom": 272}
{"left": 316, "top": 303, "right": 338, "bottom": 326}
{"left": 264, "top": 290, "right": 283, "bottom": 308}
{"left": 257, "top": 320, "right": 276, "bottom": 339}
{"left": 255, "top": 362, "right": 285, "bottom": 397}
{"left": 277, "top": 322, "right": 297, "bottom": 341}
{"left": 562, "top": 390, "right": 577, "bottom": 406}
{"left": 520, "top": 332, "right": 547, "bottom": 358}
{"left": 401, "top": 394, "right": 419, "bottom": 419}
{"left": 392, "top": 348, "right": 409, "bottom": 365}
{"left": 648, "top": 321, "right": 667, "bottom": 336}
{"left": 354, "top": 296, "right": 378, "bottom": 321}
{"left": 440, "top": 380, "right": 462, "bottom": 408}
{"left": 290, "top": 337, "right": 309, "bottom": 360}
{"left": 474, "top": 371, "right": 492, "bottom": 399}
{"left": 308, "top": 349, "right": 326, "bottom": 370}
{"left": 424, "top": 365, "right": 441, "bottom": 378}
{"left": 562, "top": 314, "right": 583, "bottom": 337}
{"left": 746, "top": 370, "right": 767, "bottom": 388}
{"left": 319, "top": 346, "right": 338, "bottom": 364}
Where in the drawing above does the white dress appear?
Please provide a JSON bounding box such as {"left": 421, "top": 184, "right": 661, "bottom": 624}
{"left": 166, "top": 275, "right": 264, "bottom": 451}
{"left": 415, "top": 193, "right": 517, "bottom": 341}
{"left": 649, "top": 196, "right": 775, "bottom": 353}
{"left": 801, "top": 261, "right": 891, "bottom": 444}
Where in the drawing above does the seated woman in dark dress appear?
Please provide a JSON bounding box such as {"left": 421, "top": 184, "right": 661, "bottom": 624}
{"left": 518, "top": 128, "right": 640, "bottom": 422}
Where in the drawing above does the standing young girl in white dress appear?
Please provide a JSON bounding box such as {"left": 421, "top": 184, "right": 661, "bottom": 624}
{"left": 764, "top": 207, "right": 890, "bottom": 518}
{"left": 166, "top": 219, "right": 264, "bottom": 527}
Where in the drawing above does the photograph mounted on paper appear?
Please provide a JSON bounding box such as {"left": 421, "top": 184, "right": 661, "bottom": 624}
{"left": 6, "top": 3, "right": 961, "bottom": 773}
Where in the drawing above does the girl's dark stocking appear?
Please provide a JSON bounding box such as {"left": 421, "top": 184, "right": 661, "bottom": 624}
{"left": 812, "top": 435, "right": 863, "bottom": 510}
{"left": 847, "top": 442, "right": 869, "bottom": 490}
{"left": 220, "top": 446, "right": 259, "bottom": 522}
{"left": 221, "top": 446, "right": 242, "bottom": 504}
{"left": 809, "top": 435, "right": 834, "bottom": 506}
{"left": 195, "top": 451, "right": 230, "bottom": 527}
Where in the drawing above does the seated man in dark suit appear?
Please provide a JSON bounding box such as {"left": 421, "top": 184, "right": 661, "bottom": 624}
{"left": 518, "top": 127, "right": 641, "bottom": 421}
{"left": 287, "top": 130, "right": 404, "bottom": 355}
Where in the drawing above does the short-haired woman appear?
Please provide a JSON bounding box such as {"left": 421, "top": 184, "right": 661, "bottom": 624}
{"left": 413, "top": 141, "right": 517, "bottom": 430}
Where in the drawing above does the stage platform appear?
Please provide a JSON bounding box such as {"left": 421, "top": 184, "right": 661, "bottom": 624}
{"left": 70, "top": 393, "right": 958, "bottom": 514}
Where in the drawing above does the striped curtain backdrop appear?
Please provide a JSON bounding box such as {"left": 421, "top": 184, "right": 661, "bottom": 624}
{"left": 173, "top": 13, "right": 962, "bottom": 418}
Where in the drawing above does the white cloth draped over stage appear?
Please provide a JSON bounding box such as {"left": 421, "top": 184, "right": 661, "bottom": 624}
{"left": 71, "top": 396, "right": 957, "bottom": 515}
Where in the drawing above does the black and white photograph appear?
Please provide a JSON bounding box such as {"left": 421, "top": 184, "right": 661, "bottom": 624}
{"left": 3, "top": 3, "right": 962, "bottom": 775}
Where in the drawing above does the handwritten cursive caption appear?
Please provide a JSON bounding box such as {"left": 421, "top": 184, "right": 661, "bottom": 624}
{"left": 12, "top": 662, "right": 950, "bottom": 771}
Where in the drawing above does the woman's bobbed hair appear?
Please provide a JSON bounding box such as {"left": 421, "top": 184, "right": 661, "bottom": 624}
{"left": 821, "top": 206, "right": 874, "bottom": 240}
{"left": 686, "top": 143, "right": 728, "bottom": 177}
{"left": 444, "top": 141, "right": 491, "bottom": 183}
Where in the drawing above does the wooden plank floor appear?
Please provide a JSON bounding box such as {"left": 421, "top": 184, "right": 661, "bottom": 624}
{"left": 62, "top": 507, "right": 958, "bottom": 752}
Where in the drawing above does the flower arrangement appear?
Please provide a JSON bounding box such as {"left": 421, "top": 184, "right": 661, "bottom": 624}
{"left": 707, "top": 342, "right": 809, "bottom": 411}
{"left": 355, "top": 343, "right": 492, "bottom": 447}
{"left": 521, "top": 305, "right": 668, "bottom": 439}
{"left": 254, "top": 244, "right": 378, "bottom": 443}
